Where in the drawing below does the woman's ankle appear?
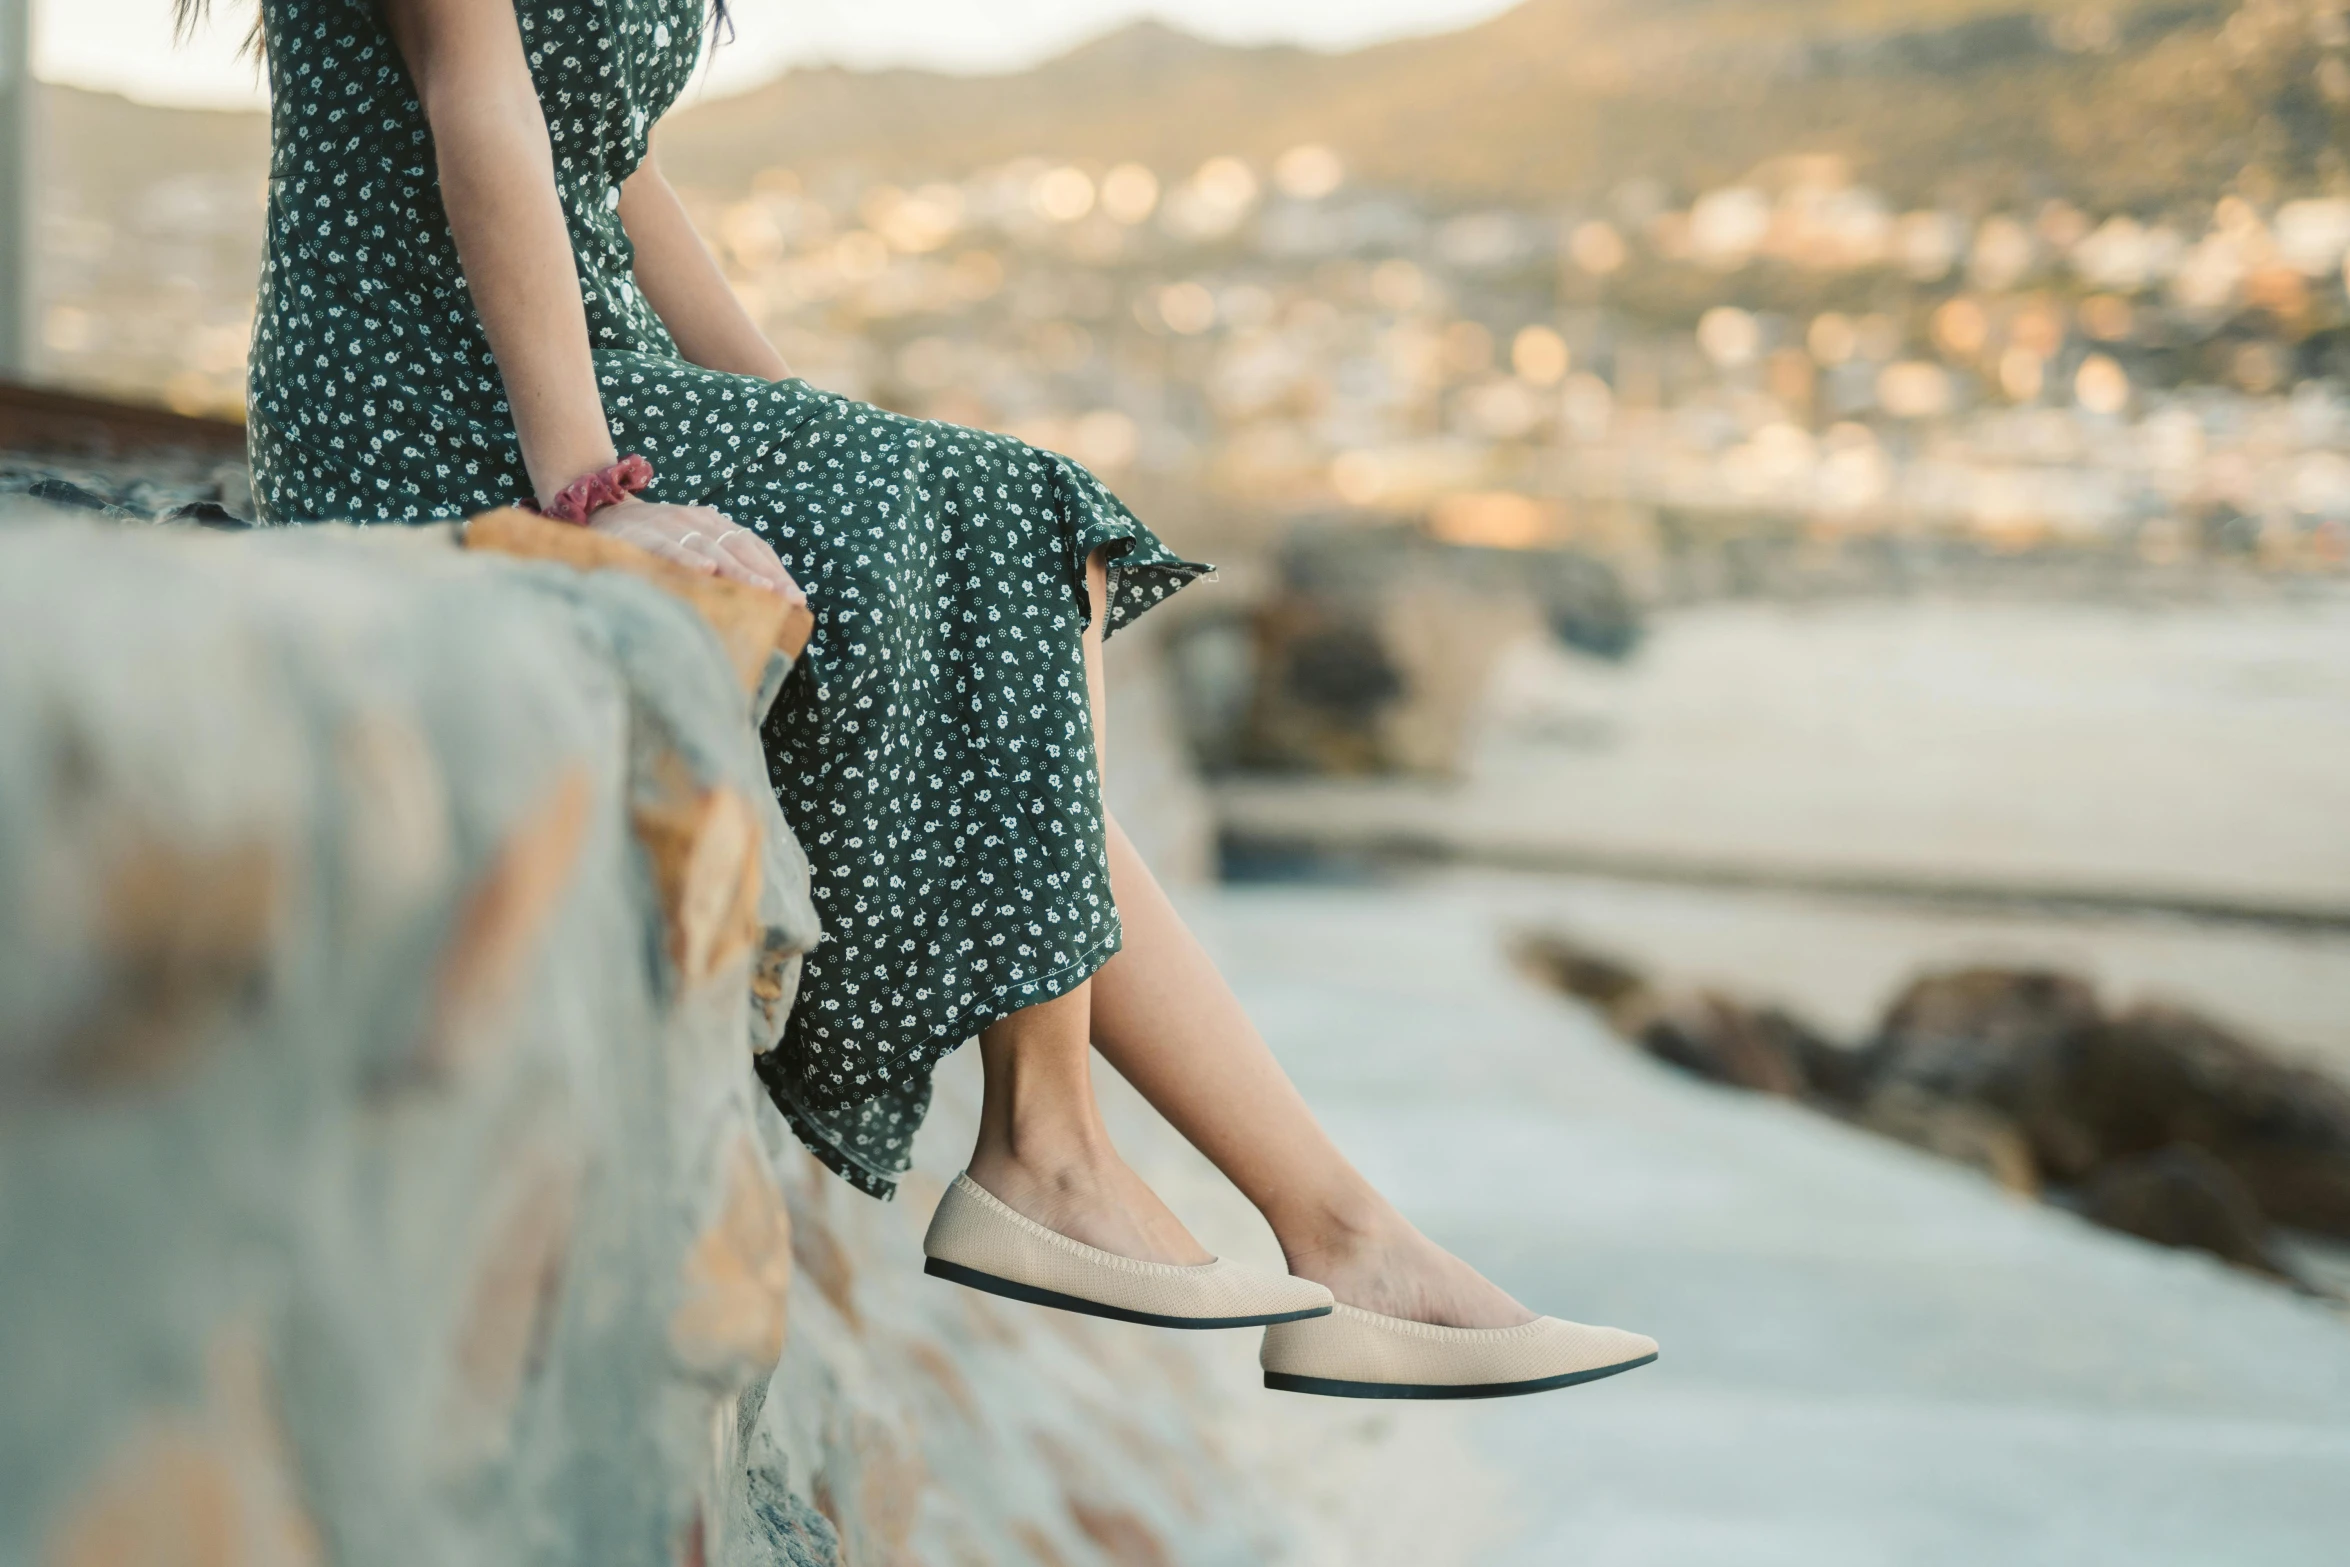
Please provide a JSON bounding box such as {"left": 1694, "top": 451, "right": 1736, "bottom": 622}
{"left": 968, "top": 1114, "right": 1116, "bottom": 1189}
{"left": 1268, "top": 1184, "right": 1406, "bottom": 1273}
{"left": 1271, "top": 1196, "right": 1536, "bottom": 1326}
{"left": 973, "top": 1065, "right": 1114, "bottom": 1181}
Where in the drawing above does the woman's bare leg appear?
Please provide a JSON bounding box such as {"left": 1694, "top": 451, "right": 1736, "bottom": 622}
{"left": 967, "top": 547, "right": 1526, "bottom": 1325}
{"left": 964, "top": 546, "right": 1210, "bottom": 1267}
{"left": 1089, "top": 817, "right": 1532, "bottom": 1328}
{"left": 965, "top": 982, "right": 1212, "bottom": 1265}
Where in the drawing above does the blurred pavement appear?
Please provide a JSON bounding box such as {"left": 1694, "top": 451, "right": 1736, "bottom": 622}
{"left": 1192, "top": 882, "right": 2350, "bottom": 1567}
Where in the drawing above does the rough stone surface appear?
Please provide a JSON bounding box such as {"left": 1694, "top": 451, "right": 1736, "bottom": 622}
{"left": 0, "top": 507, "right": 827, "bottom": 1567}
{"left": 0, "top": 510, "right": 1374, "bottom": 1567}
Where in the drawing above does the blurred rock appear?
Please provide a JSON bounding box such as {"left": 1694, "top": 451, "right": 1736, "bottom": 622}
{"left": 55, "top": 835, "right": 286, "bottom": 1095}
{"left": 2083, "top": 1003, "right": 2350, "bottom": 1240}
{"left": 423, "top": 764, "right": 594, "bottom": 1081}
{"left": 2, "top": 455, "right": 254, "bottom": 527}
{"left": 1517, "top": 931, "right": 1861, "bottom": 1103}
{"left": 1241, "top": 594, "right": 1404, "bottom": 774}
{"left": 1438, "top": 539, "right": 1642, "bottom": 661}
{"left": 1185, "top": 523, "right": 1638, "bottom": 778}
{"left": 0, "top": 511, "right": 825, "bottom": 1566}
{"left": 1519, "top": 938, "right": 2350, "bottom": 1285}
{"left": 1865, "top": 968, "right": 2108, "bottom": 1180}
{"left": 2078, "top": 1145, "right": 2297, "bottom": 1281}
{"left": 1628, "top": 989, "right": 1812, "bottom": 1098}
{"left": 439, "top": 1140, "right": 586, "bottom": 1472}
{"left": 1101, "top": 623, "right": 1220, "bottom": 888}
{"left": 1856, "top": 1084, "right": 2039, "bottom": 1196}
{"left": 1375, "top": 579, "right": 1543, "bottom": 776}
{"left": 1782, "top": 1022, "right": 1878, "bottom": 1108}
{"left": 1514, "top": 931, "right": 1650, "bottom": 1023}
{"left": 1866, "top": 973, "right": 2350, "bottom": 1239}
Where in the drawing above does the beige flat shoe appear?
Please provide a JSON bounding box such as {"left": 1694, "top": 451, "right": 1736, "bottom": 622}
{"left": 922, "top": 1172, "right": 1334, "bottom": 1329}
{"left": 1261, "top": 1303, "right": 1657, "bottom": 1399}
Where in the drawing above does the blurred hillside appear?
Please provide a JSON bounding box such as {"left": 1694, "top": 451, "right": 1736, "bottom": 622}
{"left": 28, "top": 0, "right": 2350, "bottom": 585}
{"left": 41, "top": 1, "right": 2345, "bottom": 228}
{"left": 659, "top": 0, "right": 2331, "bottom": 212}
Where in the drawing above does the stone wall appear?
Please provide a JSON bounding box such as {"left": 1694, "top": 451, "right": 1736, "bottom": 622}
{"left": 0, "top": 508, "right": 1368, "bottom": 1567}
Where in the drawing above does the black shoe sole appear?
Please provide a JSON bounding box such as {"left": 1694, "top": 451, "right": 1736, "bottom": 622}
{"left": 923, "top": 1257, "right": 1334, "bottom": 1330}
{"left": 1264, "top": 1351, "right": 1658, "bottom": 1400}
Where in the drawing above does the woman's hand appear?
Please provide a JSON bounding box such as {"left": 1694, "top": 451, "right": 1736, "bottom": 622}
{"left": 590, "top": 499, "right": 805, "bottom": 600}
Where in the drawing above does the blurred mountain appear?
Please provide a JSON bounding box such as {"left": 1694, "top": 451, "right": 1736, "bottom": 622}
{"left": 654, "top": 0, "right": 2313, "bottom": 212}
{"left": 38, "top": 0, "right": 2334, "bottom": 221}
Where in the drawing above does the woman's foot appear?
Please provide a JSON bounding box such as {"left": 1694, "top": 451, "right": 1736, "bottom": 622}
{"left": 1280, "top": 1202, "right": 1536, "bottom": 1330}
{"left": 965, "top": 1142, "right": 1215, "bottom": 1267}
{"left": 968, "top": 978, "right": 1215, "bottom": 1267}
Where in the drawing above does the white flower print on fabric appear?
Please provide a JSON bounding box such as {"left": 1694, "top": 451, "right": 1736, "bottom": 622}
{"left": 247, "top": 0, "right": 1212, "bottom": 1197}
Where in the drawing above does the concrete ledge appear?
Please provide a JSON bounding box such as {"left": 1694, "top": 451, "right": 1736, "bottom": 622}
{"left": 0, "top": 507, "right": 1351, "bottom": 1566}
{"left": 0, "top": 510, "right": 828, "bottom": 1565}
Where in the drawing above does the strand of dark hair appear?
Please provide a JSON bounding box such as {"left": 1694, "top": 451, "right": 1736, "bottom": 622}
{"left": 171, "top": 2, "right": 735, "bottom": 53}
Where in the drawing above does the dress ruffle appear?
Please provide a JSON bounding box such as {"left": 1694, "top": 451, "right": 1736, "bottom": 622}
{"left": 743, "top": 408, "right": 1209, "bottom": 1197}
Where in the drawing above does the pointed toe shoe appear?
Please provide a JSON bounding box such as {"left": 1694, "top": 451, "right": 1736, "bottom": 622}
{"left": 922, "top": 1172, "right": 1335, "bottom": 1330}
{"left": 1261, "top": 1304, "right": 1657, "bottom": 1399}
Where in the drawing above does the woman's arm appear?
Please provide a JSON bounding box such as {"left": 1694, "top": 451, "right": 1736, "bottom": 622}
{"left": 619, "top": 157, "right": 794, "bottom": 381}
{"left": 381, "top": 0, "right": 796, "bottom": 596}
{"left": 384, "top": 0, "right": 610, "bottom": 500}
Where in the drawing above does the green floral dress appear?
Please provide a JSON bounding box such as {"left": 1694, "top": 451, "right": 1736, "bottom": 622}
{"left": 248, "top": 0, "right": 1209, "bottom": 1197}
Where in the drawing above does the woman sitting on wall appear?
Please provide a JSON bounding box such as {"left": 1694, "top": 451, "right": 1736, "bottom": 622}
{"left": 198, "top": 0, "right": 1655, "bottom": 1401}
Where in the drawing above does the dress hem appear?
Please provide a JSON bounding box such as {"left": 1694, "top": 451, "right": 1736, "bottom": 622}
{"left": 753, "top": 437, "right": 1209, "bottom": 1201}
{"left": 758, "top": 922, "right": 1126, "bottom": 1200}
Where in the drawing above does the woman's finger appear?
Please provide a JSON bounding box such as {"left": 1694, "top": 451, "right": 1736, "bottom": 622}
{"left": 682, "top": 530, "right": 778, "bottom": 593}
{"left": 716, "top": 527, "right": 793, "bottom": 591}
{"left": 617, "top": 521, "right": 718, "bottom": 574}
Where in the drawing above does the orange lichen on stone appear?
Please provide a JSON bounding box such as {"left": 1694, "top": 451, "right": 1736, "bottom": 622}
{"left": 849, "top": 1412, "right": 928, "bottom": 1562}
{"left": 952, "top": 1286, "right": 1022, "bottom": 1350}
{"left": 1066, "top": 1496, "right": 1173, "bottom": 1567}
{"left": 440, "top": 1145, "right": 582, "bottom": 1468}
{"left": 903, "top": 1337, "right": 980, "bottom": 1425}
{"left": 670, "top": 1133, "right": 794, "bottom": 1384}
{"left": 632, "top": 755, "right": 763, "bottom": 985}
{"left": 424, "top": 764, "right": 593, "bottom": 1078}
{"left": 62, "top": 835, "right": 283, "bottom": 1091}
{"left": 1105, "top": 1419, "right": 1199, "bottom": 1519}
{"left": 789, "top": 1205, "right": 861, "bottom": 1331}
{"left": 750, "top": 928, "right": 799, "bottom": 1010}
{"left": 1011, "top": 1522, "right": 1078, "bottom": 1567}
{"left": 463, "top": 508, "right": 813, "bottom": 691}
{"left": 41, "top": 1326, "right": 323, "bottom": 1567}
{"left": 334, "top": 709, "right": 451, "bottom": 930}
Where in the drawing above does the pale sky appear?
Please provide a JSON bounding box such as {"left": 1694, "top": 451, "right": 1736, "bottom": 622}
{"left": 40, "top": 0, "right": 1522, "bottom": 109}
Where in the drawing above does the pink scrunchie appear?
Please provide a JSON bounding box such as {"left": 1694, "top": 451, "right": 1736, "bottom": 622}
{"left": 525, "top": 453, "right": 654, "bottom": 525}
